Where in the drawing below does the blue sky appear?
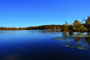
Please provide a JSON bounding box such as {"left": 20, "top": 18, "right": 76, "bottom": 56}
{"left": 0, "top": 0, "right": 90, "bottom": 27}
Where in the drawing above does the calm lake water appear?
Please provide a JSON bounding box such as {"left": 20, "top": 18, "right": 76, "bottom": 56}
{"left": 0, "top": 30, "right": 90, "bottom": 60}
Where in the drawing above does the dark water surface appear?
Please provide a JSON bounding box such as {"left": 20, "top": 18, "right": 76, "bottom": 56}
{"left": 0, "top": 30, "right": 90, "bottom": 60}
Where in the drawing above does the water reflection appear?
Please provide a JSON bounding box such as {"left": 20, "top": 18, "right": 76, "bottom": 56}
{"left": 52, "top": 35, "right": 90, "bottom": 50}
{"left": 0, "top": 30, "right": 90, "bottom": 60}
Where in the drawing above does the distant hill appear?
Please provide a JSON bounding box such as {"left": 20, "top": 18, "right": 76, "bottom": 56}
{"left": 0, "top": 25, "right": 62, "bottom": 30}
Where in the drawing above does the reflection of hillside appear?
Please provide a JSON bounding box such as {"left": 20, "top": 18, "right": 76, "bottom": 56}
{"left": 44, "top": 30, "right": 61, "bottom": 32}
{"left": 39, "top": 30, "right": 61, "bottom": 34}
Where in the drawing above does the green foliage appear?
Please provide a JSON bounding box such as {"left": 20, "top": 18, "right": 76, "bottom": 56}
{"left": 85, "top": 16, "right": 90, "bottom": 31}
{"left": 62, "top": 24, "right": 67, "bottom": 31}
{"left": 68, "top": 25, "right": 73, "bottom": 31}
{"left": 73, "top": 20, "right": 82, "bottom": 32}
{"left": 79, "top": 26, "right": 87, "bottom": 32}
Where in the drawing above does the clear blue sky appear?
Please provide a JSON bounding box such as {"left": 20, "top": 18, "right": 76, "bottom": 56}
{"left": 0, "top": 0, "right": 90, "bottom": 27}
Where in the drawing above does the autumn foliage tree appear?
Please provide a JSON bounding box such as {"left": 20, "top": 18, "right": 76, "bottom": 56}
{"left": 73, "top": 20, "right": 82, "bottom": 32}
{"left": 85, "top": 16, "right": 90, "bottom": 32}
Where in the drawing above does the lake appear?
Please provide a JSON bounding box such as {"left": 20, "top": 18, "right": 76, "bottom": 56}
{"left": 0, "top": 30, "right": 90, "bottom": 60}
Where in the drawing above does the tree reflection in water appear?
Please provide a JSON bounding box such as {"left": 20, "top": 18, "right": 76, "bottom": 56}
{"left": 52, "top": 36, "right": 90, "bottom": 50}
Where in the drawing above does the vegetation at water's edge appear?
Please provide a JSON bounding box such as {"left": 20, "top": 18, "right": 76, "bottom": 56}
{"left": 0, "top": 16, "right": 90, "bottom": 33}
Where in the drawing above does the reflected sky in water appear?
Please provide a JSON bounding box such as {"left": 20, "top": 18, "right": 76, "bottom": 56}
{"left": 0, "top": 30, "right": 90, "bottom": 60}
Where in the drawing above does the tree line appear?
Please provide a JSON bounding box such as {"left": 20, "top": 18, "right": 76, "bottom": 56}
{"left": 0, "top": 16, "right": 90, "bottom": 33}
{"left": 62, "top": 16, "right": 90, "bottom": 32}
